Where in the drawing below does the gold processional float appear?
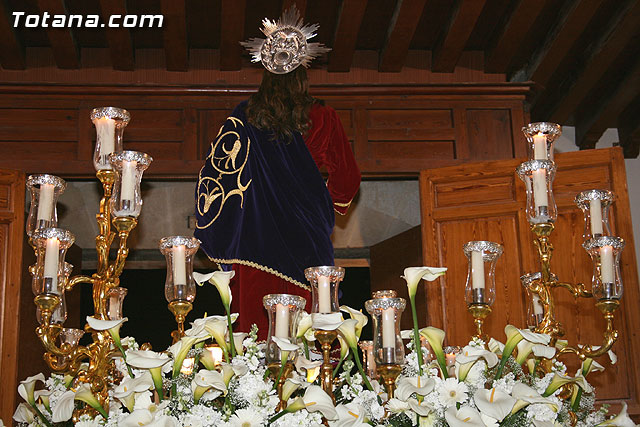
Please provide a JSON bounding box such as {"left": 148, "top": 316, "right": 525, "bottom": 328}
{"left": 25, "top": 109, "right": 625, "bottom": 418}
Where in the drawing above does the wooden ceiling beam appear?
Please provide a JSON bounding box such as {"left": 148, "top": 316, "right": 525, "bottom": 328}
{"left": 484, "top": 0, "right": 547, "bottom": 74}
{"left": 0, "top": 0, "right": 25, "bottom": 69}
{"left": 282, "top": 0, "right": 307, "bottom": 16}
{"left": 575, "top": 55, "right": 640, "bottom": 151}
{"left": 617, "top": 96, "right": 640, "bottom": 158}
{"left": 328, "top": 0, "right": 368, "bottom": 72}
{"left": 160, "top": 0, "right": 188, "bottom": 71}
{"left": 525, "top": 0, "right": 604, "bottom": 89}
{"left": 431, "top": 0, "right": 486, "bottom": 73}
{"left": 36, "top": 0, "right": 79, "bottom": 69}
{"left": 220, "top": 0, "right": 246, "bottom": 71}
{"left": 98, "top": 0, "right": 134, "bottom": 71}
{"left": 379, "top": 0, "right": 428, "bottom": 72}
{"left": 539, "top": 0, "right": 640, "bottom": 123}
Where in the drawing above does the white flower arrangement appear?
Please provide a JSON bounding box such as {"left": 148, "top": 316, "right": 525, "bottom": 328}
{"left": 12, "top": 268, "right": 636, "bottom": 427}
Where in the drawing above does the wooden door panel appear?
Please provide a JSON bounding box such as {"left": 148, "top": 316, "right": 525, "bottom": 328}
{"left": 419, "top": 147, "right": 640, "bottom": 412}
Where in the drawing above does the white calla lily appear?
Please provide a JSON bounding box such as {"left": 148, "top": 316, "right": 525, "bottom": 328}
{"left": 543, "top": 372, "right": 592, "bottom": 397}
{"left": 191, "top": 369, "right": 227, "bottom": 403}
{"left": 340, "top": 306, "right": 368, "bottom": 338}
{"left": 232, "top": 332, "right": 247, "bottom": 355}
{"left": 114, "top": 371, "right": 154, "bottom": 411}
{"left": 86, "top": 315, "right": 126, "bottom": 331}
{"left": 456, "top": 346, "right": 499, "bottom": 381}
{"left": 51, "top": 390, "right": 74, "bottom": 422}
{"left": 18, "top": 373, "right": 45, "bottom": 405}
{"left": 296, "top": 311, "right": 313, "bottom": 338}
{"left": 334, "top": 402, "right": 368, "bottom": 426}
{"left": 473, "top": 387, "right": 516, "bottom": 422}
{"left": 75, "top": 383, "right": 109, "bottom": 418}
{"left": 311, "top": 312, "right": 344, "bottom": 331}
{"left": 272, "top": 336, "right": 300, "bottom": 352}
{"left": 337, "top": 318, "right": 359, "bottom": 348}
{"left": 303, "top": 385, "right": 338, "bottom": 420}
{"left": 402, "top": 266, "right": 447, "bottom": 299}
{"left": 444, "top": 405, "right": 485, "bottom": 427}
{"left": 205, "top": 317, "right": 230, "bottom": 353}
{"left": 407, "top": 398, "right": 435, "bottom": 417}
{"left": 295, "top": 354, "right": 322, "bottom": 377}
{"left": 419, "top": 326, "right": 448, "bottom": 378}
{"left": 395, "top": 376, "right": 436, "bottom": 401}
{"left": 511, "top": 383, "right": 559, "bottom": 413}
{"left": 193, "top": 270, "right": 235, "bottom": 308}
{"left": 597, "top": 402, "right": 636, "bottom": 427}
{"left": 488, "top": 338, "right": 504, "bottom": 355}
{"left": 170, "top": 335, "right": 208, "bottom": 378}
{"left": 532, "top": 344, "right": 556, "bottom": 360}
{"left": 126, "top": 349, "right": 171, "bottom": 400}
{"left": 13, "top": 403, "right": 36, "bottom": 424}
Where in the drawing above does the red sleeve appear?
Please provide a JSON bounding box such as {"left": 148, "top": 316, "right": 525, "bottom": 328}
{"left": 305, "top": 103, "right": 361, "bottom": 215}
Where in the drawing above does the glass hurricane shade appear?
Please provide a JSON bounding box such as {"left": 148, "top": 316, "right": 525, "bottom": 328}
{"left": 583, "top": 236, "right": 625, "bottom": 300}
{"left": 31, "top": 228, "right": 75, "bottom": 297}
{"left": 463, "top": 241, "right": 503, "bottom": 306}
{"left": 90, "top": 107, "right": 130, "bottom": 171}
{"left": 25, "top": 174, "right": 66, "bottom": 238}
{"left": 575, "top": 189, "right": 615, "bottom": 240}
{"left": 517, "top": 160, "right": 557, "bottom": 225}
{"left": 522, "top": 122, "right": 561, "bottom": 162}
{"left": 304, "top": 266, "right": 345, "bottom": 313}
{"left": 109, "top": 151, "right": 153, "bottom": 218}
{"left": 107, "top": 287, "right": 128, "bottom": 320}
{"left": 159, "top": 236, "right": 200, "bottom": 303}
{"left": 520, "top": 272, "right": 552, "bottom": 329}
{"left": 365, "top": 293, "right": 406, "bottom": 365}
{"left": 263, "top": 294, "right": 307, "bottom": 364}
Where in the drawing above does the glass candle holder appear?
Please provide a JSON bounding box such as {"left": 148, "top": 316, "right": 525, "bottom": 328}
{"left": 305, "top": 266, "right": 345, "bottom": 313}
{"left": 575, "top": 189, "right": 614, "bottom": 240}
{"left": 520, "top": 272, "right": 546, "bottom": 328}
{"left": 160, "top": 236, "right": 200, "bottom": 303}
{"left": 109, "top": 151, "right": 153, "bottom": 218}
{"left": 359, "top": 340, "right": 376, "bottom": 378}
{"left": 516, "top": 160, "right": 557, "bottom": 224}
{"left": 59, "top": 328, "right": 85, "bottom": 347}
{"left": 365, "top": 292, "right": 406, "bottom": 365}
{"left": 522, "top": 122, "right": 562, "bottom": 161}
{"left": 263, "top": 294, "right": 307, "bottom": 364}
{"left": 583, "top": 236, "right": 625, "bottom": 300}
{"left": 91, "top": 107, "right": 130, "bottom": 171}
{"left": 463, "top": 241, "right": 503, "bottom": 306}
{"left": 25, "top": 174, "right": 66, "bottom": 238}
{"left": 107, "top": 287, "right": 128, "bottom": 320}
{"left": 31, "top": 228, "right": 75, "bottom": 296}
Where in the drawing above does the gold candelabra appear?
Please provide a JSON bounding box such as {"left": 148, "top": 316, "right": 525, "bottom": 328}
{"left": 26, "top": 107, "right": 153, "bottom": 414}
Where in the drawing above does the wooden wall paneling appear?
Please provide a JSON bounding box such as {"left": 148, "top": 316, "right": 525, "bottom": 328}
{"left": 0, "top": 84, "right": 531, "bottom": 178}
{"left": 0, "top": 168, "right": 25, "bottom": 425}
{"left": 418, "top": 147, "right": 640, "bottom": 412}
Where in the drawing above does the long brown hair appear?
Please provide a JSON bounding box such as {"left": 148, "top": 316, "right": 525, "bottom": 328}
{"left": 245, "top": 67, "right": 316, "bottom": 142}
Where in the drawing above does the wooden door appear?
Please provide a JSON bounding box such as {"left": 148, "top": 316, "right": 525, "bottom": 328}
{"left": 0, "top": 169, "right": 25, "bottom": 424}
{"left": 419, "top": 147, "right": 640, "bottom": 413}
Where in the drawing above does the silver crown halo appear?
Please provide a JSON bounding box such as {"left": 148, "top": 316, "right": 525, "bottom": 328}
{"left": 240, "top": 6, "right": 331, "bottom": 74}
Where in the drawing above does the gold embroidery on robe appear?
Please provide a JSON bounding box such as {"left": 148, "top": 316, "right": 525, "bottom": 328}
{"left": 196, "top": 117, "right": 252, "bottom": 229}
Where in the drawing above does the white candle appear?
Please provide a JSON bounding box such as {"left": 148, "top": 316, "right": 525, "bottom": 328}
{"left": 381, "top": 307, "right": 396, "bottom": 349}
{"left": 172, "top": 245, "right": 187, "bottom": 286}
{"left": 600, "top": 245, "right": 615, "bottom": 284}
{"left": 318, "top": 276, "right": 331, "bottom": 313}
{"left": 121, "top": 160, "right": 137, "bottom": 201}
{"left": 532, "top": 169, "right": 548, "bottom": 209}
{"left": 95, "top": 117, "right": 116, "bottom": 169}
{"left": 532, "top": 294, "right": 544, "bottom": 315}
{"left": 275, "top": 303, "right": 290, "bottom": 338}
{"left": 43, "top": 238, "right": 60, "bottom": 293}
{"left": 471, "top": 251, "right": 485, "bottom": 289}
{"left": 589, "top": 199, "right": 603, "bottom": 235}
{"left": 36, "top": 183, "right": 55, "bottom": 222}
{"left": 533, "top": 134, "right": 547, "bottom": 160}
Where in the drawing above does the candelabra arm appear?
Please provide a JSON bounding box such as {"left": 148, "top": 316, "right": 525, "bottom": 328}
{"left": 65, "top": 275, "right": 95, "bottom": 291}
{"left": 109, "top": 217, "right": 137, "bottom": 278}
{"left": 553, "top": 281, "right": 593, "bottom": 299}
{"left": 532, "top": 223, "right": 554, "bottom": 282}
{"left": 558, "top": 300, "right": 619, "bottom": 360}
